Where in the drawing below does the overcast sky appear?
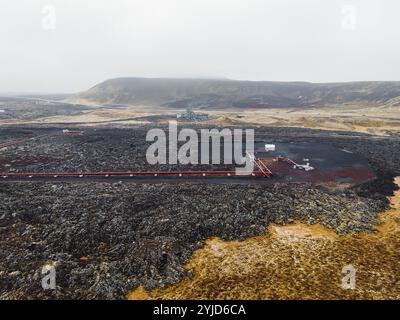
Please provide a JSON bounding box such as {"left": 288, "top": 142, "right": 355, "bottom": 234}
{"left": 1, "top": 0, "right": 399, "bottom": 93}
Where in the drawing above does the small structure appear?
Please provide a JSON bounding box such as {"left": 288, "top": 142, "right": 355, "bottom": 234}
{"left": 265, "top": 144, "right": 276, "bottom": 152}
{"left": 277, "top": 156, "right": 315, "bottom": 172}
{"left": 177, "top": 106, "right": 209, "bottom": 121}
{"left": 296, "top": 163, "right": 315, "bottom": 172}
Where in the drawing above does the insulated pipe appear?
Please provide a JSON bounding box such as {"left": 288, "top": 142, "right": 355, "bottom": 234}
{"left": 0, "top": 170, "right": 264, "bottom": 178}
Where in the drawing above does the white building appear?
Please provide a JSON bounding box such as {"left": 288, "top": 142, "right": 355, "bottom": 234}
{"left": 265, "top": 144, "right": 276, "bottom": 152}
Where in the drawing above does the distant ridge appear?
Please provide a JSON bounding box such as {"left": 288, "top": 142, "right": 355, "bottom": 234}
{"left": 72, "top": 77, "right": 400, "bottom": 108}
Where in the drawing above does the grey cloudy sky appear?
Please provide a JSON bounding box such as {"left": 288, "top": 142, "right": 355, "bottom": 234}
{"left": 1, "top": 0, "right": 399, "bottom": 93}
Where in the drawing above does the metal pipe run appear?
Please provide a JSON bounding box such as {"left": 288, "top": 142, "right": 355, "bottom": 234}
{"left": 1, "top": 170, "right": 264, "bottom": 178}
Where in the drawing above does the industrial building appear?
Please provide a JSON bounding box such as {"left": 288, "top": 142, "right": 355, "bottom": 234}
{"left": 177, "top": 107, "right": 209, "bottom": 121}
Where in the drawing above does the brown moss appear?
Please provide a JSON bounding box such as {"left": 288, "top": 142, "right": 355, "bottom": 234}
{"left": 128, "top": 178, "right": 400, "bottom": 300}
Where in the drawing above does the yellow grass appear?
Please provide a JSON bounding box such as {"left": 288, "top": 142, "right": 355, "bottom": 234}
{"left": 128, "top": 178, "right": 400, "bottom": 300}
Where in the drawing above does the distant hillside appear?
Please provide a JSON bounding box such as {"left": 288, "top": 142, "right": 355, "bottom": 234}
{"left": 72, "top": 78, "right": 400, "bottom": 109}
